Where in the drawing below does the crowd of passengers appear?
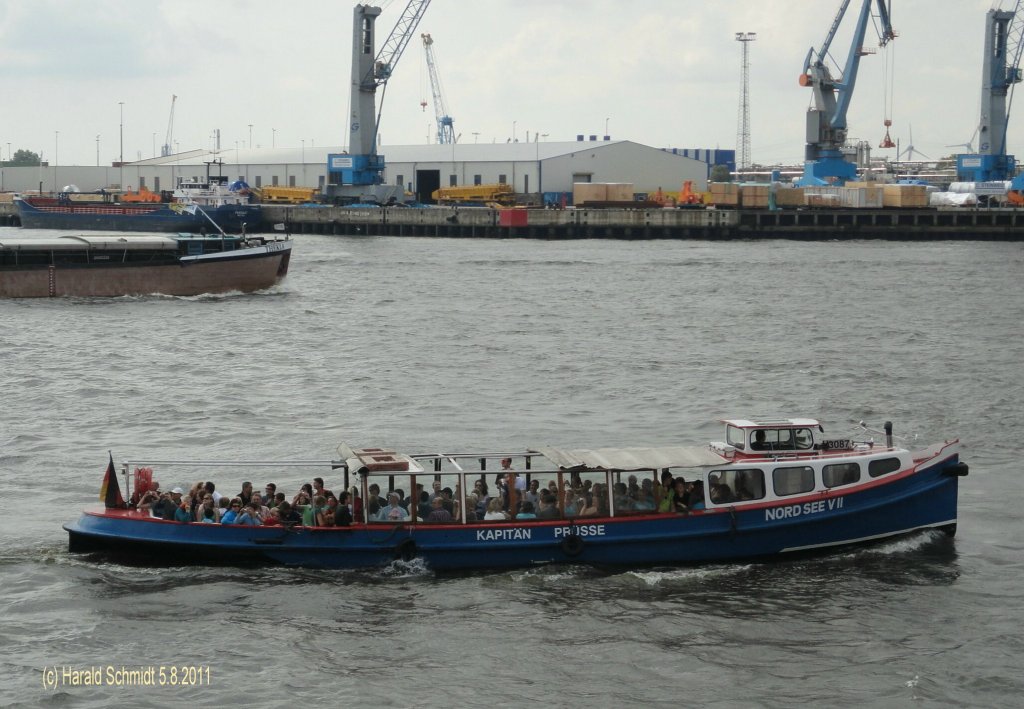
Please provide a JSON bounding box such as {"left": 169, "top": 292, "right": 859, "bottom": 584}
{"left": 131, "top": 460, "right": 745, "bottom": 527}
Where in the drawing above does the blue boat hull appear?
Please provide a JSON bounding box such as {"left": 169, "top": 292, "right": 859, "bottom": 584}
{"left": 64, "top": 455, "right": 963, "bottom": 571}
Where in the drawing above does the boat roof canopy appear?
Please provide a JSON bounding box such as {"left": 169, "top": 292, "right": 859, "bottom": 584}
{"left": 535, "top": 445, "right": 727, "bottom": 471}
{"left": 720, "top": 418, "right": 821, "bottom": 429}
{"left": 0, "top": 235, "right": 179, "bottom": 251}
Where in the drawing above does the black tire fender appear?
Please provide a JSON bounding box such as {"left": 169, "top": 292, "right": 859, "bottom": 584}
{"left": 944, "top": 462, "right": 969, "bottom": 477}
{"left": 394, "top": 538, "right": 418, "bottom": 561}
{"left": 560, "top": 533, "right": 585, "bottom": 557}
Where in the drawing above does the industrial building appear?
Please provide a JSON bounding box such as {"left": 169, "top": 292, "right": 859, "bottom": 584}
{"left": 0, "top": 139, "right": 729, "bottom": 203}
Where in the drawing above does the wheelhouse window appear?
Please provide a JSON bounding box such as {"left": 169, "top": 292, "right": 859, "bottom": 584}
{"left": 772, "top": 466, "right": 815, "bottom": 496}
{"left": 750, "top": 427, "right": 814, "bottom": 451}
{"left": 708, "top": 468, "right": 766, "bottom": 503}
{"left": 726, "top": 426, "right": 746, "bottom": 450}
{"left": 823, "top": 462, "right": 861, "bottom": 487}
{"left": 868, "top": 457, "right": 902, "bottom": 478}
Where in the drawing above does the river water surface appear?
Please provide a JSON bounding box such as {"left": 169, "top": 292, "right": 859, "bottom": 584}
{"left": 1, "top": 229, "right": 1022, "bottom": 707}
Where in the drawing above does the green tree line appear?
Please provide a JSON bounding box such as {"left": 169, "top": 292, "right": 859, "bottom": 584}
{"left": 1, "top": 150, "right": 42, "bottom": 167}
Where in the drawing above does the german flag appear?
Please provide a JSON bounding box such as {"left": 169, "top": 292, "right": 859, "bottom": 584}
{"left": 100, "top": 452, "right": 126, "bottom": 509}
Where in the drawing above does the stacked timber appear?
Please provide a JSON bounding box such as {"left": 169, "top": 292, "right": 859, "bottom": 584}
{"left": 709, "top": 182, "right": 740, "bottom": 207}
{"left": 573, "top": 183, "right": 634, "bottom": 206}
{"left": 882, "top": 184, "right": 928, "bottom": 208}
{"left": 774, "top": 186, "right": 805, "bottom": 208}
{"left": 741, "top": 185, "right": 769, "bottom": 208}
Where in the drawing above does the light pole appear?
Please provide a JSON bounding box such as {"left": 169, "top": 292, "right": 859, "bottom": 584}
{"left": 605, "top": 117, "right": 609, "bottom": 137}
{"left": 152, "top": 133, "right": 156, "bottom": 157}
{"left": 301, "top": 139, "right": 305, "bottom": 183}
{"left": 118, "top": 101, "right": 124, "bottom": 190}
{"left": 96, "top": 135, "right": 100, "bottom": 166}
{"left": 512, "top": 120, "right": 517, "bottom": 142}
{"left": 272, "top": 128, "right": 276, "bottom": 148}
{"left": 472, "top": 132, "right": 480, "bottom": 143}
{"left": 248, "top": 124, "right": 253, "bottom": 151}
{"left": 54, "top": 130, "right": 59, "bottom": 192}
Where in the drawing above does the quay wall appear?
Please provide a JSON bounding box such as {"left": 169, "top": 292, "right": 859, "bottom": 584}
{"left": 4, "top": 202, "right": 1024, "bottom": 240}
{"left": 263, "top": 205, "right": 1024, "bottom": 241}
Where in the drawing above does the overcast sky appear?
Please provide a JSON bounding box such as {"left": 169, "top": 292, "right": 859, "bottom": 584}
{"left": 0, "top": 0, "right": 1011, "bottom": 167}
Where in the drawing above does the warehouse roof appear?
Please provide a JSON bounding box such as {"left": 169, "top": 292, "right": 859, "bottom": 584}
{"left": 128, "top": 140, "right": 702, "bottom": 167}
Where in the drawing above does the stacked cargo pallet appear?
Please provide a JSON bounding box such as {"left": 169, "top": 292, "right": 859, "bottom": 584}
{"left": 741, "top": 185, "right": 769, "bottom": 208}
{"left": 882, "top": 184, "right": 928, "bottom": 207}
{"left": 774, "top": 186, "right": 805, "bottom": 208}
{"left": 804, "top": 185, "right": 883, "bottom": 208}
{"left": 709, "top": 182, "right": 740, "bottom": 207}
{"left": 573, "top": 183, "right": 634, "bottom": 205}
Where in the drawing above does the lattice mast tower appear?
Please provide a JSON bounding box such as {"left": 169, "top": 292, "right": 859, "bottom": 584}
{"left": 735, "top": 32, "right": 757, "bottom": 173}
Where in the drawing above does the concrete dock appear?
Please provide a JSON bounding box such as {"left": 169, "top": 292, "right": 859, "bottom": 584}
{"left": 5, "top": 202, "right": 1024, "bottom": 240}
{"left": 262, "top": 205, "right": 1024, "bottom": 240}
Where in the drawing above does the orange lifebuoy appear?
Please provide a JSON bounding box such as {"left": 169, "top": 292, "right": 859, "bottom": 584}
{"left": 133, "top": 466, "right": 153, "bottom": 493}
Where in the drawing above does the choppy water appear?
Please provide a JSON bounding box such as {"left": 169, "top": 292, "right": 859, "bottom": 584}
{"left": 1, "top": 229, "right": 1022, "bottom": 707}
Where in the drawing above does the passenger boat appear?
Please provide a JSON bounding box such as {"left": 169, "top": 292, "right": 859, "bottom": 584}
{"left": 63, "top": 418, "right": 967, "bottom": 570}
{"left": 0, "top": 233, "right": 291, "bottom": 297}
{"left": 13, "top": 177, "right": 261, "bottom": 233}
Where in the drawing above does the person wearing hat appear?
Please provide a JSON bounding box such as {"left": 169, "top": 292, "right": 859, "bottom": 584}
{"left": 152, "top": 487, "right": 184, "bottom": 521}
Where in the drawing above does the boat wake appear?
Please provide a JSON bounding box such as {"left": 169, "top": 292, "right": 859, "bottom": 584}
{"left": 376, "top": 557, "right": 432, "bottom": 579}
{"left": 626, "top": 564, "right": 756, "bottom": 587}
{"left": 843, "top": 529, "right": 950, "bottom": 558}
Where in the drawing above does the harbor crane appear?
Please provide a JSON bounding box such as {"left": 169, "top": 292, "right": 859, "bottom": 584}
{"left": 422, "top": 33, "right": 455, "bottom": 144}
{"left": 956, "top": 3, "right": 1024, "bottom": 186}
{"left": 797, "top": 0, "right": 895, "bottom": 186}
{"left": 324, "top": 1, "right": 431, "bottom": 204}
{"left": 161, "top": 95, "right": 176, "bottom": 157}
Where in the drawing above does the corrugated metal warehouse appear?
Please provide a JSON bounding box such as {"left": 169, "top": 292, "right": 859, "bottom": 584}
{"left": 1, "top": 139, "right": 724, "bottom": 200}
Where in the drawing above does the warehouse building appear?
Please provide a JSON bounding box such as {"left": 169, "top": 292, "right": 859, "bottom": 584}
{"left": 1, "top": 139, "right": 727, "bottom": 201}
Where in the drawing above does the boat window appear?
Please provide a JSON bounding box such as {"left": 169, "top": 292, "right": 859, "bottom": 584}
{"left": 822, "top": 462, "right": 861, "bottom": 487}
{"left": 750, "top": 428, "right": 788, "bottom": 451}
{"left": 707, "top": 468, "right": 766, "bottom": 503}
{"left": 868, "top": 457, "right": 902, "bottom": 478}
{"left": 793, "top": 428, "right": 813, "bottom": 450}
{"left": 726, "top": 426, "right": 746, "bottom": 450}
{"left": 772, "top": 466, "right": 815, "bottom": 496}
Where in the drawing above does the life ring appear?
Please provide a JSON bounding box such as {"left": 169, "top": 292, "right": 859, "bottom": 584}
{"left": 394, "top": 538, "right": 418, "bottom": 562}
{"left": 560, "top": 533, "right": 585, "bottom": 557}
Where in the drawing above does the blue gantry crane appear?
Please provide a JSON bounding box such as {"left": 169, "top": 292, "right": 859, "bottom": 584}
{"left": 797, "top": 0, "right": 896, "bottom": 186}
{"left": 956, "top": 3, "right": 1024, "bottom": 187}
{"left": 422, "top": 33, "right": 456, "bottom": 145}
{"left": 325, "top": 1, "right": 430, "bottom": 205}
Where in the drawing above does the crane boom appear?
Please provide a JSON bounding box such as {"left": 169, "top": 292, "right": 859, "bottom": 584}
{"left": 161, "top": 95, "right": 177, "bottom": 157}
{"left": 422, "top": 33, "right": 455, "bottom": 144}
{"left": 371, "top": 0, "right": 429, "bottom": 86}
{"left": 798, "top": 0, "right": 895, "bottom": 185}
